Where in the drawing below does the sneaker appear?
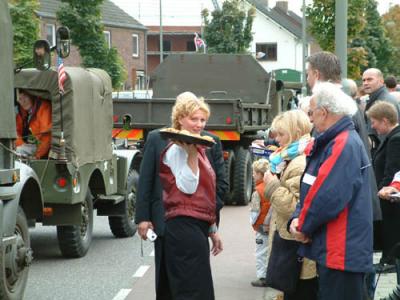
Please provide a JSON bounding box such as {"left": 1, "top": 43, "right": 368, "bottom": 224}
{"left": 251, "top": 278, "right": 267, "bottom": 287}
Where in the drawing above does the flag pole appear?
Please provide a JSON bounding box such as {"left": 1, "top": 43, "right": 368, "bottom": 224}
{"left": 57, "top": 56, "right": 67, "bottom": 161}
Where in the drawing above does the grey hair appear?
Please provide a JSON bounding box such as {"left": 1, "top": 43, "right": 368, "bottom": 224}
{"left": 312, "top": 82, "right": 357, "bottom": 116}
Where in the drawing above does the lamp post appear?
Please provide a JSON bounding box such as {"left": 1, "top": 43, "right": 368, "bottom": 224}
{"left": 335, "top": 0, "right": 347, "bottom": 78}
{"left": 301, "top": 0, "right": 307, "bottom": 96}
{"left": 159, "top": 0, "right": 163, "bottom": 63}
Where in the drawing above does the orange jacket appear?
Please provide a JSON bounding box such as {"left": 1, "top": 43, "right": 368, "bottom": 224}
{"left": 16, "top": 100, "right": 52, "bottom": 159}
{"left": 252, "top": 181, "right": 271, "bottom": 231}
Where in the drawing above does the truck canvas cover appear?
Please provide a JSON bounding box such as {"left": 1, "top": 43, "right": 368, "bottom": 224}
{"left": 151, "top": 53, "right": 275, "bottom": 104}
{"left": 14, "top": 67, "right": 113, "bottom": 167}
{"left": 0, "top": 0, "right": 16, "bottom": 139}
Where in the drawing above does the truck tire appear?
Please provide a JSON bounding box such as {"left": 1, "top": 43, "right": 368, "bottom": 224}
{"left": 57, "top": 190, "right": 93, "bottom": 258}
{"left": 232, "top": 147, "right": 253, "bottom": 206}
{"left": 0, "top": 207, "right": 31, "bottom": 300}
{"left": 223, "top": 150, "right": 235, "bottom": 205}
{"left": 108, "top": 169, "right": 138, "bottom": 238}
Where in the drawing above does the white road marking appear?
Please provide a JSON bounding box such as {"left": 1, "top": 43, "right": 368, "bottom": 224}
{"left": 133, "top": 265, "right": 150, "bottom": 277}
{"left": 149, "top": 250, "right": 155, "bottom": 257}
{"left": 112, "top": 289, "right": 131, "bottom": 300}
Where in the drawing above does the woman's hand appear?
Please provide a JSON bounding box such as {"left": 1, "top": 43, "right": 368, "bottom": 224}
{"left": 289, "top": 218, "right": 310, "bottom": 244}
{"left": 138, "top": 221, "right": 154, "bottom": 240}
{"left": 209, "top": 232, "right": 223, "bottom": 256}
{"left": 263, "top": 170, "right": 277, "bottom": 185}
{"left": 378, "top": 186, "right": 399, "bottom": 200}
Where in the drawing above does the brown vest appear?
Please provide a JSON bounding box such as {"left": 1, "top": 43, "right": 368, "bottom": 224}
{"left": 159, "top": 144, "right": 216, "bottom": 224}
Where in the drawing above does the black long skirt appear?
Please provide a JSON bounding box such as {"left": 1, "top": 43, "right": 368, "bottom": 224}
{"left": 157, "top": 216, "right": 214, "bottom": 300}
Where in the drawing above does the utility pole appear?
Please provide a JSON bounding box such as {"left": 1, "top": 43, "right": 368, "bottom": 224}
{"left": 159, "top": 0, "right": 163, "bottom": 63}
{"left": 335, "top": 0, "right": 347, "bottom": 78}
{"left": 301, "top": 0, "right": 307, "bottom": 96}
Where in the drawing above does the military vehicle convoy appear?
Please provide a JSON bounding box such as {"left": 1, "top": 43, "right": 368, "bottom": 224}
{"left": 113, "top": 53, "right": 283, "bottom": 205}
{"left": 0, "top": 1, "right": 141, "bottom": 297}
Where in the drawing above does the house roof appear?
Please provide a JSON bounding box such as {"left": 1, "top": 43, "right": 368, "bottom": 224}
{"left": 247, "top": 0, "right": 302, "bottom": 39}
{"left": 37, "top": 0, "right": 147, "bottom": 31}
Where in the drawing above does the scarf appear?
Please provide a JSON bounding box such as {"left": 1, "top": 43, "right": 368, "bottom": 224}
{"left": 269, "top": 134, "right": 311, "bottom": 174}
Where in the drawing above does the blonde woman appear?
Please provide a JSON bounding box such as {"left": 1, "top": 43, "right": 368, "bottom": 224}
{"left": 158, "top": 92, "right": 223, "bottom": 300}
{"left": 263, "top": 110, "right": 317, "bottom": 300}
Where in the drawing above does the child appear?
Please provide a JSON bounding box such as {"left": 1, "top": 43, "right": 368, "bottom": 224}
{"left": 250, "top": 158, "right": 271, "bottom": 287}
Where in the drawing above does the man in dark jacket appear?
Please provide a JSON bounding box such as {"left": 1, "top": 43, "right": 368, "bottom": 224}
{"left": 135, "top": 93, "right": 228, "bottom": 298}
{"left": 290, "top": 82, "right": 373, "bottom": 300}
{"left": 363, "top": 68, "right": 400, "bottom": 153}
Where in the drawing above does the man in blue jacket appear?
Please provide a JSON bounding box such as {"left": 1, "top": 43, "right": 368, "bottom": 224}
{"left": 290, "top": 82, "right": 373, "bottom": 300}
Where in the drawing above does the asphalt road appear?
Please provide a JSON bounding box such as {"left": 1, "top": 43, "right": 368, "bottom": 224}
{"left": 24, "top": 215, "right": 154, "bottom": 300}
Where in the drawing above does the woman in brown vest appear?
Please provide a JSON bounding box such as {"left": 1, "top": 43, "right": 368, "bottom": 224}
{"left": 158, "top": 92, "right": 223, "bottom": 300}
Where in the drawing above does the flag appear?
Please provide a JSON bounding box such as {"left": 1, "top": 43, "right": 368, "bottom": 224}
{"left": 194, "top": 32, "right": 206, "bottom": 52}
{"left": 57, "top": 56, "right": 67, "bottom": 93}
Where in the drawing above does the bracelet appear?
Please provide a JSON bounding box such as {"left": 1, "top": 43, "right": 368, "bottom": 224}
{"left": 208, "top": 224, "right": 218, "bottom": 234}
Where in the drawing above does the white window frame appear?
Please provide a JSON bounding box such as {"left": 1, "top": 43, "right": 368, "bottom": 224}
{"left": 132, "top": 34, "right": 139, "bottom": 57}
{"left": 46, "top": 24, "right": 56, "bottom": 47}
{"left": 104, "top": 31, "right": 111, "bottom": 49}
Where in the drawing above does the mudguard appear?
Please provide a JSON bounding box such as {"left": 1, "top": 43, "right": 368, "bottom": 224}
{"left": 0, "top": 161, "right": 43, "bottom": 236}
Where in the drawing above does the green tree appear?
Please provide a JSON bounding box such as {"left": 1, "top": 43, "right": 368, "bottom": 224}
{"left": 201, "top": 0, "right": 255, "bottom": 53}
{"left": 9, "top": 0, "right": 40, "bottom": 67}
{"left": 57, "top": 0, "right": 126, "bottom": 88}
{"left": 382, "top": 5, "right": 400, "bottom": 76}
{"left": 352, "top": 0, "right": 393, "bottom": 74}
{"left": 306, "top": 0, "right": 370, "bottom": 79}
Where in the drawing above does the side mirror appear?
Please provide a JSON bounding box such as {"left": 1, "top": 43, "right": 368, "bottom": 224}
{"left": 56, "top": 27, "right": 70, "bottom": 58}
{"left": 33, "top": 40, "right": 51, "bottom": 70}
{"left": 276, "top": 80, "right": 284, "bottom": 92}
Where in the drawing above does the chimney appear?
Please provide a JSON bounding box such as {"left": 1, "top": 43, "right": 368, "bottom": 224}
{"left": 275, "top": 1, "right": 288, "bottom": 13}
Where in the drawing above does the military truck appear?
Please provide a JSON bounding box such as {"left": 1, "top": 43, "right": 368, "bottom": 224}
{"left": 14, "top": 67, "right": 142, "bottom": 258}
{"left": 113, "top": 53, "right": 283, "bottom": 205}
{"left": 0, "top": 1, "right": 43, "bottom": 298}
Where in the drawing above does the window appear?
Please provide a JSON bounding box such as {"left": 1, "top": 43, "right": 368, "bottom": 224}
{"left": 46, "top": 24, "right": 56, "bottom": 47}
{"left": 104, "top": 31, "right": 111, "bottom": 49}
{"left": 256, "top": 43, "right": 277, "bottom": 61}
{"left": 132, "top": 34, "right": 139, "bottom": 57}
{"left": 162, "top": 40, "right": 171, "bottom": 52}
{"left": 187, "top": 41, "right": 196, "bottom": 51}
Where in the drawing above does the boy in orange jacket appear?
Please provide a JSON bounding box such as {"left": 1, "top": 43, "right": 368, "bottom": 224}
{"left": 250, "top": 159, "right": 271, "bottom": 287}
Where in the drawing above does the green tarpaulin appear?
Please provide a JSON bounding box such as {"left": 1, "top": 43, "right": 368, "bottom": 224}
{"left": 14, "top": 67, "right": 113, "bottom": 167}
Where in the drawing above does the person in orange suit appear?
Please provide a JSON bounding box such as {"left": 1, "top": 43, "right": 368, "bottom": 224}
{"left": 16, "top": 89, "right": 52, "bottom": 159}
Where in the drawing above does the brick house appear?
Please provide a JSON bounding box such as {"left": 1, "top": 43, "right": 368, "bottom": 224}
{"left": 37, "top": 0, "right": 147, "bottom": 90}
{"left": 147, "top": 26, "right": 200, "bottom": 74}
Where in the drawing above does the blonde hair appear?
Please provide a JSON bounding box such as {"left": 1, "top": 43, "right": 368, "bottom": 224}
{"left": 271, "top": 110, "right": 312, "bottom": 145}
{"left": 171, "top": 92, "right": 210, "bottom": 129}
{"left": 252, "top": 158, "right": 269, "bottom": 174}
{"left": 366, "top": 101, "right": 398, "bottom": 125}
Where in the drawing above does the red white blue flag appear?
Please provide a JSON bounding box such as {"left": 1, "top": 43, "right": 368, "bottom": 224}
{"left": 57, "top": 56, "right": 67, "bottom": 93}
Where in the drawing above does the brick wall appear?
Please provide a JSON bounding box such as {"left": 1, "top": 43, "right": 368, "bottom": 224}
{"left": 39, "top": 17, "right": 146, "bottom": 89}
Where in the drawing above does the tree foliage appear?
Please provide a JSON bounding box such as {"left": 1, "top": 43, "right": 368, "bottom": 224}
{"left": 382, "top": 5, "right": 400, "bottom": 76}
{"left": 57, "top": 0, "right": 126, "bottom": 88}
{"left": 352, "top": 0, "right": 393, "bottom": 74}
{"left": 306, "top": 0, "right": 369, "bottom": 79}
{"left": 201, "top": 0, "right": 255, "bottom": 54}
{"left": 8, "top": 0, "right": 40, "bottom": 67}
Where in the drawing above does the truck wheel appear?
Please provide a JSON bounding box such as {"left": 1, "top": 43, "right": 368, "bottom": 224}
{"left": 0, "top": 207, "right": 31, "bottom": 300}
{"left": 57, "top": 190, "right": 93, "bottom": 258}
{"left": 232, "top": 147, "right": 253, "bottom": 206}
{"left": 108, "top": 169, "right": 138, "bottom": 238}
{"left": 223, "top": 150, "right": 235, "bottom": 205}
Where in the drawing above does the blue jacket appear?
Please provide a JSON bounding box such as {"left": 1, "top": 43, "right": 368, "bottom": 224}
{"left": 293, "top": 116, "right": 373, "bottom": 273}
